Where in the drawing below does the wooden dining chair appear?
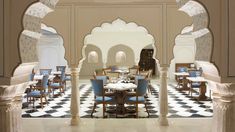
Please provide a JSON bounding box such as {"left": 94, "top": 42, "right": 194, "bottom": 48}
{"left": 188, "top": 70, "right": 202, "bottom": 97}
{"left": 27, "top": 75, "right": 49, "bottom": 108}
{"left": 125, "top": 79, "right": 149, "bottom": 118}
{"left": 176, "top": 67, "right": 188, "bottom": 88}
{"left": 90, "top": 79, "right": 117, "bottom": 118}
{"left": 49, "top": 71, "right": 66, "bottom": 97}
{"left": 56, "top": 66, "right": 66, "bottom": 72}
{"left": 40, "top": 69, "right": 52, "bottom": 75}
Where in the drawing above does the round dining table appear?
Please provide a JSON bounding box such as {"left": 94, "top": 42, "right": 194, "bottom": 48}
{"left": 104, "top": 82, "right": 137, "bottom": 115}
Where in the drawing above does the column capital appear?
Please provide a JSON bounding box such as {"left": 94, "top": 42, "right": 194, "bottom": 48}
{"left": 216, "top": 83, "right": 235, "bottom": 98}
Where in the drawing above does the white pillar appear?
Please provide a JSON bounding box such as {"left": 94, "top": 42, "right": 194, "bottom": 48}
{"left": 70, "top": 67, "right": 80, "bottom": 126}
{"left": 211, "top": 83, "right": 235, "bottom": 132}
{"left": 158, "top": 66, "right": 169, "bottom": 126}
{"left": 0, "top": 84, "right": 28, "bottom": 132}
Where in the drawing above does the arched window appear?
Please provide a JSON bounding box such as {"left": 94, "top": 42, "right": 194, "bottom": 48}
{"left": 116, "top": 51, "right": 126, "bottom": 63}
{"left": 88, "top": 51, "right": 98, "bottom": 63}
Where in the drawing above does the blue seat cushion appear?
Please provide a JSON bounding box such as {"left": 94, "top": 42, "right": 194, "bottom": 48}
{"left": 95, "top": 96, "right": 115, "bottom": 103}
{"left": 65, "top": 76, "right": 71, "bottom": 81}
{"left": 126, "top": 96, "right": 145, "bottom": 103}
{"left": 191, "top": 82, "right": 201, "bottom": 88}
{"left": 50, "top": 83, "right": 61, "bottom": 87}
{"left": 27, "top": 91, "right": 47, "bottom": 97}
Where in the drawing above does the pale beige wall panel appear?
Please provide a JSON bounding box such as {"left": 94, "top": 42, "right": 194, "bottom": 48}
{"left": 75, "top": 5, "right": 162, "bottom": 63}
{"left": 42, "top": 5, "right": 72, "bottom": 66}
{"left": 166, "top": 4, "right": 192, "bottom": 62}
{"left": 0, "top": 0, "right": 3, "bottom": 76}
{"left": 229, "top": 0, "right": 235, "bottom": 76}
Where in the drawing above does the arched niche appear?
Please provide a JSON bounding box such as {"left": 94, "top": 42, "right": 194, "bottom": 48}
{"left": 116, "top": 51, "right": 126, "bottom": 63}
{"left": 83, "top": 18, "right": 156, "bottom": 67}
{"left": 79, "top": 44, "right": 103, "bottom": 77}
{"left": 107, "top": 45, "right": 134, "bottom": 67}
{"left": 88, "top": 51, "right": 99, "bottom": 63}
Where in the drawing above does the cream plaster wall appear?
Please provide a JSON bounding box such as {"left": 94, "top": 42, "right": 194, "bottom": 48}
{"left": 79, "top": 45, "right": 103, "bottom": 76}
{"left": 42, "top": 3, "right": 192, "bottom": 67}
{"left": 0, "top": 0, "right": 3, "bottom": 76}
{"left": 0, "top": 0, "right": 38, "bottom": 85}
{"left": 228, "top": 0, "right": 235, "bottom": 76}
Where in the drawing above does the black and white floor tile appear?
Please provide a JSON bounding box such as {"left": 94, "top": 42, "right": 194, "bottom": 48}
{"left": 22, "top": 83, "right": 213, "bottom": 118}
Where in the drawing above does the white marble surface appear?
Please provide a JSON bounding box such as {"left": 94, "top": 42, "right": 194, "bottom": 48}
{"left": 22, "top": 118, "right": 212, "bottom": 132}
{"left": 105, "top": 82, "right": 137, "bottom": 91}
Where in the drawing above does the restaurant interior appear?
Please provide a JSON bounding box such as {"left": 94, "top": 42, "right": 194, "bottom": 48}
{"left": 1, "top": 0, "right": 235, "bottom": 132}
{"left": 21, "top": 17, "right": 214, "bottom": 119}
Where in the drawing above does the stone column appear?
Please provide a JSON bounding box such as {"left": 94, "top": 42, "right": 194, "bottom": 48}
{"left": 158, "top": 66, "right": 169, "bottom": 126}
{"left": 70, "top": 67, "right": 80, "bottom": 126}
{"left": 211, "top": 83, "right": 235, "bottom": 132}
{"left": 0, "top": 84, "right": 28, "bottom": 132}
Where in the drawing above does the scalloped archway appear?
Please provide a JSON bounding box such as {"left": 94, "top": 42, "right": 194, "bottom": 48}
{"left": 82, "top": 18, "right": 156, "bottom": 68}
{"left": 174, "top": 0, "right": 220, "bottom": 81}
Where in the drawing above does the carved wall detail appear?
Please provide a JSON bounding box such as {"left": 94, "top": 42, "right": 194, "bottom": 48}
{"left": 176, "top": 0, "right": 212, "bottom": 62}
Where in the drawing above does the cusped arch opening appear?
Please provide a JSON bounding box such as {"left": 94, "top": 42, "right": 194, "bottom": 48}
{"left": 173, "top": 0, "right": 220, "bottom": 82}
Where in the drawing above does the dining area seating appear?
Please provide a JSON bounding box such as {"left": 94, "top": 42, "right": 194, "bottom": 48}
{"left": 25, "top": 66, "right": 71, "bottom": 109}
{"left": 91, "top": 67, "right": 151, "bottom": 118}
{"left": 174, "top": 65, "right": 209, "bottom": 101}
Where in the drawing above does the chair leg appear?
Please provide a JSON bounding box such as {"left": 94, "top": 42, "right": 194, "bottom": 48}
{"left": 40, "top": 96, "right": 43, "bottom": 108}
{"left": 45, "top": 96, "right": 48, "bottom": 105}
{"left": 33, "top": 97, "right": 35, "bottom": 108}
{"left": 91, "top": 103, "right": 96, "bottom": 117}
{"left": 103, "top": 103, "right": 106, "bottom": 118}
{"left": 136, "top": 103, "right": 138, "bottom": 118}
{"left": 144, "top": 103, "right": 150, "bottom": 117}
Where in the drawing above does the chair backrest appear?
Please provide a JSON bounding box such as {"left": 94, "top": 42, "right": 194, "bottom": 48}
{"left": 106, "top": 72, "right": 119, "bottom": 79}
{"left": 40, "top": 69, "right": 52, "bottom": 75}
{"left": 178, "top": 67, "right": 187, "bottom": 72}
{"left": 139, "top": 71, "right": 149, "bottom": 78}
{"left": 29, "top": 73, "right": 35, "bottom": 81}
{"left": 90, "top": 79, "right": 103, "bottom": 96}
{"left": 56, "top": 66, "right": 66, "bottom": 72}
{"left": 136, "top": 79, "right": 148, "bottom": 96}
{"left": 42, "top": 75, "right": 49, "bottom": 89}
{"left": 60, "top": 70, "right": 66, "bottom": 82}
{"left": 129, "top": 68, "right": 139, "bottom": 75}
{"left": 188, "top": 70, "right": 202, "bottom": 77}
{"left": 95, "top": 75, "right": 108, "bottom": 85}
{"left": 147, "top": 69, "right": 153, "bottom": 79}
{"left": 135, "top": 75, "right": 145, "bottom": 85}
{"left": 103, "top": 68, "right": 112, "bottom": 75}
{"left": 110, "top": 65, "right": 118, "bottom": 72}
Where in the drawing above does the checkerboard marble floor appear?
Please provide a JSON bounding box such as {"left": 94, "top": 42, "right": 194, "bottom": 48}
{"left": 22, "top": 82, "right": 213, "bottom": 118}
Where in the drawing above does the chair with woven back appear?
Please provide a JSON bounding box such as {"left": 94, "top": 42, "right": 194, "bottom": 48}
{"left": 90, "top": 79, "right": 117, "bottom": 118}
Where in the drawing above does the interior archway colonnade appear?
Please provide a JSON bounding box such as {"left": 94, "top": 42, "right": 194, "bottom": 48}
{"left": 1, "top": 0, "right": 234, "bottom": 132}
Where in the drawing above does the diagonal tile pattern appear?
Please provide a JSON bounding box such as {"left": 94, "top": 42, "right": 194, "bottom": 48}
{"left": 22, "top": 83, "right": 213, "bottom": 118}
